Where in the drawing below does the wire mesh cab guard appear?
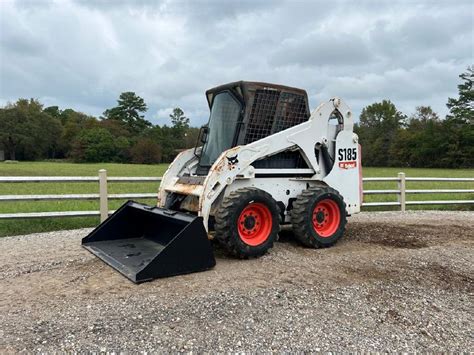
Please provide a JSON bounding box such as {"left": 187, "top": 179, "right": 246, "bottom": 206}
{"left": 203, "top": 81, "right": 311, "bottom": 170}
{"left": 244, "top": 89, "right": 309, "bottom": 144}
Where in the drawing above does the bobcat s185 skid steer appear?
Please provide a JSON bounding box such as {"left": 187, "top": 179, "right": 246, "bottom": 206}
{"left": 82, "top": 81, "right": 362, "bottom": 283}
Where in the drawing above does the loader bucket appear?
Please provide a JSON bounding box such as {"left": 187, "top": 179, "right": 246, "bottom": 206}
{"left": 82, "top": 201, "right": 216, "bottom": 283}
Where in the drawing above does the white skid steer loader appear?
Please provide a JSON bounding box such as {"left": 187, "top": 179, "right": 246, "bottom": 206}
{"left": 83, "top": 81, "right": 362, "bottom": 283}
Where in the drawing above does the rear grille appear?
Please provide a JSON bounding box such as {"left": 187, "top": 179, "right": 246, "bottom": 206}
{"left": 244, "top": 89, "right": 309, "bottom": 144}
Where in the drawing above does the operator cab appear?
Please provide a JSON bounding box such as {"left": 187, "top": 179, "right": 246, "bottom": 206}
{"left": 195, "top": 81, "right": 311, "bottom": 175}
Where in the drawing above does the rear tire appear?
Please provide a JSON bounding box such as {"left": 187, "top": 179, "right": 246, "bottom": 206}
{"left": 291, "top": 186, "right": 347, "bottom": 248}
{"left": 214, "top": 187, "right": 280, "bottom": 258}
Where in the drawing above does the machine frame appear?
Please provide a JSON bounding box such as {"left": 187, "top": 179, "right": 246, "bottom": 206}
{"left": 158, "top": 97, "right": 362, "bottom": 232}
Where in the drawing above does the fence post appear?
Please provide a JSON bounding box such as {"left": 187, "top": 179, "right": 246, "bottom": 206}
{"left": 99, "top": 169, "right": 108, "bottom": 222}
{"left": 398, "top": 172, "right": 406, "bottom": 212}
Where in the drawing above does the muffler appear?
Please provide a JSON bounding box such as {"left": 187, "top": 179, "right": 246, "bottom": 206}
{"left": 82, "top": 201, "right": 216, "bottom": 283}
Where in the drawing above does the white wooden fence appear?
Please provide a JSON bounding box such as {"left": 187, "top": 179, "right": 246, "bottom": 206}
{"left": 363, "top": 172, "right": 474, "bottom": 212}
{"left": 0, "top": 170, "right": 161, "bottom": 222}
{"left": 0, "top": 170, "right": 473, "bottom": 221}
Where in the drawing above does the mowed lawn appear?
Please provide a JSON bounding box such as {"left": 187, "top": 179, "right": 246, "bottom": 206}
{"left": 0, "top": 161, "right": 473, "bottom": 237}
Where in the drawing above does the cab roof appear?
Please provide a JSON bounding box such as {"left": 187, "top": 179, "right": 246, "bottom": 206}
{"left": 205, "top": 81, "right": 308, "bottom": 108}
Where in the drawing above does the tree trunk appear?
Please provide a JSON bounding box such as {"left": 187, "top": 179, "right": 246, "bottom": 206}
{"left": 8, "top": 135, "right": 16, "bottom": 160}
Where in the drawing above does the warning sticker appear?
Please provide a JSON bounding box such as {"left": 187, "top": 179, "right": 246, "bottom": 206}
{"left": 339, "top": 161, "right": 357, "bottom": 169}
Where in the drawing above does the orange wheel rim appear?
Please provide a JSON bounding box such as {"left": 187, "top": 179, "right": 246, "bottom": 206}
{"left": 237, "top": 202, "right": 272, "bottom": 246}
{"left": 312, "top": 199, "right": 340, "bottom": 237}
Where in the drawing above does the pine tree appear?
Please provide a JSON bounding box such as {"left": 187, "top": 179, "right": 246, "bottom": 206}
{"left": 103, "top": 92, "right": 151, "bottom": 132}
{"left": 446, "top": 66, "right": 473, "bottom": 124}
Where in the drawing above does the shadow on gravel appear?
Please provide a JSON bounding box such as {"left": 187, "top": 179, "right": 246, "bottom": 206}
{"left": 210, "top": 228, "right": 302, "bottom": 260}
{"left": 277, "top": 228, "right": 302, "bottom": 247}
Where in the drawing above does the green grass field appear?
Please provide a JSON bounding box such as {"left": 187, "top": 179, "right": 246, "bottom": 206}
{"left": 0, "top": 161, "right": 472, "bottom": 237}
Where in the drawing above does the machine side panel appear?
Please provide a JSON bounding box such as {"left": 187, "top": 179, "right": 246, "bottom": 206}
{"left": 323, "top": 130, "right": 361, "bottom": 214}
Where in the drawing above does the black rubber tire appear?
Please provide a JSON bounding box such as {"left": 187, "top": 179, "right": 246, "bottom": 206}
{"left": 291, "top": 186, "right": 347, "bottom": 248}
{"left": 214, "top": 187, "right": 280, "bottom": 258}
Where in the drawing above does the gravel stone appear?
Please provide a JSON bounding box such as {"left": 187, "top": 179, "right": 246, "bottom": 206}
{"left": 0, "top": 211, "right": 472, "bottom": 352}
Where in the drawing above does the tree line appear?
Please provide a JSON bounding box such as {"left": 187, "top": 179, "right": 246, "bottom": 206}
{"left": 0, "top": 92, "right": 199, "bottom": 163}
{"left": 355, "top": 67, "right": 473, "bottom": 168}
{"left": 0, "top": 67, "right": 472, "bottom": 168}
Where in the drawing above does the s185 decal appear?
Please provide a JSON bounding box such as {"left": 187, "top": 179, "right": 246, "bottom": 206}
{"left": 338, "top": 147, "right": 358, "bottom": 169}
{"left": 338, "top": 148, "right": 357, "bottom": 161}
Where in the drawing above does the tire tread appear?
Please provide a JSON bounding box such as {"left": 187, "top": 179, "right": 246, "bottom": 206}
{"left": 214, "top": 187, "right": 280, "bottom": 258}
{"left": 291, "top": 186, "right": 347, "bottom": 248}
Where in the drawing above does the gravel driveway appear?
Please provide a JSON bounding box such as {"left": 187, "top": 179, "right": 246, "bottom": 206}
{"left": 0, "top": 211, "right": 472, "bottom": 352}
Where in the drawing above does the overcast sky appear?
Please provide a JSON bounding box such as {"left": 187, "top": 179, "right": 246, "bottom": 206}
{"left": 0, "top": 0, "right": 472, "bottom": 126}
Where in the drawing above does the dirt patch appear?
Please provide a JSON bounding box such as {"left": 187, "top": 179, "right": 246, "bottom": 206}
{"left": 346, "top": 222, "right": 470, "bottom": 249}
{"left": 363, "top": 231, "right": 429, "bottom": 249}
{"left": 423, "top": 263, "right": 474, "bottom": 292}
{"left": 341, "top": 261, "right": 473, "bottom": 293}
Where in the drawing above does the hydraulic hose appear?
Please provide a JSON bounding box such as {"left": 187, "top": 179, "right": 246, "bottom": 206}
{"left": 320, "top": 144, "right": 334, "bottom": 174}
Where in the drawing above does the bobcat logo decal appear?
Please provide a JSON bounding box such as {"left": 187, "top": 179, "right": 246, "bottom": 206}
{"left": 227, "top": 154, "right": 239, "bottom": 166}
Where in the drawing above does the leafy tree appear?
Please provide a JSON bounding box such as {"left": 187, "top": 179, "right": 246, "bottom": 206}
{"left": 409, "top": 106, "right": 440, "bottom": 124}
{"left": 391, "top": 106, "right": 444, "bottom": 167}
{"left": 183, "top": 127, "right": 200, "bottom": 148}
{"left": 99, "top": 119, "right": 132, "bottom": 138}
{"left": 130, "top": 138, "right": 162, "bottom": 164}
{"left": 145, "top": 125, "right": 176, "bottom": 162}
{"left": 94, "top": 119, "right": 132, "bottom": 162}
{"left": 70, "top": 128, "right": 117, "bottom": 162}
{"left": 0, "top": 106, "right": 28, "bottom": 160}
{"left": 0, "top": 99, "right": 62, "bottom": 160}
{"left": 114, "top": 136, "right": 132, "bottom": 163}
{"left": 59, "top": 110, "right": 98, "bottom": 158}
{"left": 439, "top": 119, "right": 473, "bottom": 168}
{"left": 103, "top": 92, "right": 151, "bottom": 132}
{"left": 359, "top": 100, "right": 406, "bottom": 130}
{"left": 356, "top": 100, "right": 406, "bottom": 166}
{"left": 43, "top": 106, "right": 61, "bottom": 119}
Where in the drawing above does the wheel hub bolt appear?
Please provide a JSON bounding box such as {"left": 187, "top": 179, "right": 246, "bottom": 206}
{"left": 244, "top": 216, "right": 256, "bottom": 230}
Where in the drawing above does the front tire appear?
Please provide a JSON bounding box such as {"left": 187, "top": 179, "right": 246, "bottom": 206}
{"left": 291, "top": 186, "right": 347, "bottom": 248}
{"left": 214, "top": 187, "right": 280, "bottom": 258}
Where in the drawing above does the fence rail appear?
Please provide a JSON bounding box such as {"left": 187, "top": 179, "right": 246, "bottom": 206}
{"left": 0, "top": 170, "right": 472, "bottom": 220}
